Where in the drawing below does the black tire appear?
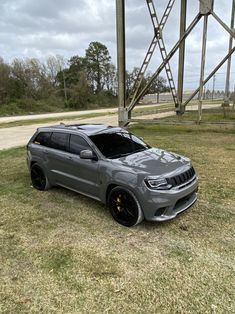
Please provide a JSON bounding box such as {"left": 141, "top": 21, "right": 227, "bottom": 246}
{"left": 107, "top": 187, "right": 144, "bottom": 227}
{"left": 31, "top": 164, "right": 51, "bottom": 191}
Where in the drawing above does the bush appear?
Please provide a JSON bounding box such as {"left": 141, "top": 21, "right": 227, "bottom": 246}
{"left": 90, "top": 91, "right": 117, "bottom": 108}
{"left": 0, "top": 96, "right": 66, "bottom": 116}
{"left": 0, "top": 91, "right": 117, "bottom": 116}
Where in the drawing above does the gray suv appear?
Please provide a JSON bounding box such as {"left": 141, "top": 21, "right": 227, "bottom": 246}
{"left": 27, "top": 124, "right": 198, "bottom": 227}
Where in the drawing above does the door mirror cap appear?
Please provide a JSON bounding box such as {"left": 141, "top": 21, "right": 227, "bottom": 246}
{"left": 80, "top": 150, "right": 97, "bottom": 161}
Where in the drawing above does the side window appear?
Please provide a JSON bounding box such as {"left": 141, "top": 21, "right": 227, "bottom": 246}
{"left": 69, "top": 135, "right": 91, "bottom": 155}
{"left": 34, "top": 132, "right": 51, "bottom": 147}
{"left": 50, "top": 132, "right": 69, "bottom": 151}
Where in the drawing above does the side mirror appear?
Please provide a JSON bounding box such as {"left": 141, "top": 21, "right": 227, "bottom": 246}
{"left": 80, "top": 150, "right": 98, "bottom": 161}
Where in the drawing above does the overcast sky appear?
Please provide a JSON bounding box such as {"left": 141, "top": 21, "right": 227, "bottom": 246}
{"left": 0, "top": 0, "right": 234, "bottom": 90}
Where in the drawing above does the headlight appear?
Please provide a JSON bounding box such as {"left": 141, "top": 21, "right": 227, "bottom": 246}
{"left": 144, "top": 176, "right": 172, "bottom": 190}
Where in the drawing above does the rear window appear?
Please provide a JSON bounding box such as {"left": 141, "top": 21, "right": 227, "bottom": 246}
{"left": 50, "top": 132, "right": 69, "bottom": 151}
{"left": 34, "top": 132, "right": 51, "bottom": 147}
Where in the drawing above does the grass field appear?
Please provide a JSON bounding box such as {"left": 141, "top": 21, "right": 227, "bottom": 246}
{"left": 164, "top": 107, "right": 235, "bottom": 123}
{"left": 0, "top": 124, "right": 234, "bottom": 313}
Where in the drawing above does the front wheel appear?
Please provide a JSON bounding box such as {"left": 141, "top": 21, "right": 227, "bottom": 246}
{"left": 107, "top": 187, "right": 144, "bottom": 227}
{"left": 31, "top": 164, "right": 51, "bottom": 191}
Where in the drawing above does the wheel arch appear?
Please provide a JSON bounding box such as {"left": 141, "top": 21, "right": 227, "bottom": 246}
{"left": 105, "top": 183, "right": 141, "bottom": 206}
{"left": 30, "top": 161, "right": 37, "bottom": 168}
{"left": 107, "top": 185, "right": 144, "bottom": 226}
{"left": 106, "top": 184, "right": 118, "bottom": 204}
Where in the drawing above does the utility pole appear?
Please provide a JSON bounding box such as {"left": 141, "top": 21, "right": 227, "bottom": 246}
{"left": 233, "top": 84, "right": 235, "bottom": 110}
{"left": 212, "top": 74, "right": 216, "bottom": 101}
{"left": 63, "top": 71, "right": 67, "bottom": 104}
{"left": 203, "top": 85, "right": 207, "bottom": 100}
{"left": 223, "top": 0, "right": 235, "bottom": 107}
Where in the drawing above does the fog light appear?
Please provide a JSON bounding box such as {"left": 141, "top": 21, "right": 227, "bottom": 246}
{"left": 155, "top": 207, "right": 167, "bottom": 216}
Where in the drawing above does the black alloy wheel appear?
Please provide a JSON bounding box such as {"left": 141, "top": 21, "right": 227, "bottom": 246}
{"left": 108, "top": 187, "right": 143, "bottom": 227}
{"left": 31, "top": 164, "right": 49, "bottom": 191}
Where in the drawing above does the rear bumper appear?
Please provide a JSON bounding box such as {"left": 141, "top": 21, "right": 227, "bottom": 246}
{"left": 138, "top": 177, "right": 198, "bottom": 222}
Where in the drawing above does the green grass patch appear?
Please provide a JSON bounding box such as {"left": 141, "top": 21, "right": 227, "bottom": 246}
{"left": 133, "top": 103, "right": 174, "bottom": 116}
{"left": 0, "top": 97, "right": 66, "bottom": 116}
{"left": 0, "top": 125, "right": 234, "bottom": 313}
{"left": 164, "top": 107, "right": 235, "bottom": 123}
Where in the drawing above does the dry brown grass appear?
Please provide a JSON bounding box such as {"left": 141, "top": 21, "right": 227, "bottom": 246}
{"left": 0, "top": 124, "right": 234, "bottom": 313}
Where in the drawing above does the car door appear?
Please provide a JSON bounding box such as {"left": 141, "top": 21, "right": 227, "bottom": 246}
{"left": 43, "top": 131, "right": 72, "bottom": 187}
{"left": 62, "top": 134, "right": 101, "bottom": 199}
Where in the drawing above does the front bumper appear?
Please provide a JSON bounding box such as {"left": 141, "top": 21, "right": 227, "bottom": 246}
{"left": 138, "top": 176, "right": 198, "bottom": 222}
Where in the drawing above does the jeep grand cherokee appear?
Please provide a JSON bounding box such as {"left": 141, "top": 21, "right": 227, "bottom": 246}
{"left": 27, "top": 124, "right": 198, "bottom": 227}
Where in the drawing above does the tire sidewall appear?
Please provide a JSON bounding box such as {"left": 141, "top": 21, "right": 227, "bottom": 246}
{"left": 31, "top": 163, "right": 51, "bottom": 191}
{"left": 108, "top": 186, "right": 144, "bottom": 227}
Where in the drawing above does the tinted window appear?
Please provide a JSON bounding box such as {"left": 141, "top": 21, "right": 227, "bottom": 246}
{"left": 89, "top": 132, "right": 149, "bottom": 159}
{"left": 69, "top": 135, "right": 91, "bottom": 155}
{"left": 50, "top": 132, "right": 69, "bottom": 151}
{"left": 34, "top": 132, "right": 51, "bottom": 147}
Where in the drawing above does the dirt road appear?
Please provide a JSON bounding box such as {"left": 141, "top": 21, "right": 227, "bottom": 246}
{"left": 0, "top": 111, "right": 176, "bottom": 150}
{"left": 0, "top": 108, "right": 118, "bottom": 124}
{"left": 0, "top": 104, "right": 161, "bottom": 124}
{"left": 0, "top": 104, "right": 221, "bottom": 150}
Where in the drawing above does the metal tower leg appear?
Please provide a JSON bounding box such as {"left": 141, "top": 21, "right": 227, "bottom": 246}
{"left": 116, "top": 0, "right": 128, "bottom": 126}
{"left": 198, "top": 15, "right": 208, "bottom": 122}
{"left": 223, "top": 0, "right": 235, "bottom": 107}
{"left": 177, "top": 0, "right": 187, "bottom": 114}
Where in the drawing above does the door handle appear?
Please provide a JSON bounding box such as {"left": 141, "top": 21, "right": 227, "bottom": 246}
{"left": 66, "top": 156, "right": 73, "bottom": 160}
{"left": 43, "top": 150, "right": 49, "bottom": 154}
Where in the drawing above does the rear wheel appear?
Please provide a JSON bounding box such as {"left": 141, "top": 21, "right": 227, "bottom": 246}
{"left": 31, "top": 164, "right": 50, "bottom": 191}
{"left": 108, "top": 187, "right": 144, "bottom": 227}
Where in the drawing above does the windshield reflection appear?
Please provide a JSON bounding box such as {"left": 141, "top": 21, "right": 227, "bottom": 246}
{"left": 89, "top": 131, "right": 150, "bottom": 159}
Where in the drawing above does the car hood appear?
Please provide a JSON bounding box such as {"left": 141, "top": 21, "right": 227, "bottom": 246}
{"left": 112, "top": 148, "right": 191, "bottom": 176}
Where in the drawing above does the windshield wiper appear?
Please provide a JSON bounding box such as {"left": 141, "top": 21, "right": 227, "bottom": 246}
{"left": 109, "top": 148, "right": 148, "bottom": 159}
{"left": 133, "top": 148, "right": 148, "bottom": 153}
{"left": 109, "top": 152, "right": 132, "bottom": 159}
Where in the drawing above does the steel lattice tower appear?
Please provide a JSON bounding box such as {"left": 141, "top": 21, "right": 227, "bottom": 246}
{"left": 116, "top": 0, "right": 235, "bottom": 126}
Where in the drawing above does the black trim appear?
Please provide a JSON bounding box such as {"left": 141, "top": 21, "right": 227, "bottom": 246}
{"left": 166, "top": 167, "right": 196, "bottom": 188}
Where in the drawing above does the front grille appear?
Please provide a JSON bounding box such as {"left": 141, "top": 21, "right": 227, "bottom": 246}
{"left": 166, "top": 167, "right": 195, "bottom": 188}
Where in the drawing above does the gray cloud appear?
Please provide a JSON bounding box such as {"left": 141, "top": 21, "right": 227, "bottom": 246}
{"left": 0, "top": 0, "right": 234, "bottom": 90}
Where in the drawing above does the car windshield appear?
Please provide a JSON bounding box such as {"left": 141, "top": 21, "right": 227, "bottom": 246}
{"left": 89, "top": 131, "right": 150, "bottom": 159}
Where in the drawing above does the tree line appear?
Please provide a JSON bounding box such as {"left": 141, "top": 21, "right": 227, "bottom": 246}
{"left": 0, "top": 41, "right": 169, "bottom": 115}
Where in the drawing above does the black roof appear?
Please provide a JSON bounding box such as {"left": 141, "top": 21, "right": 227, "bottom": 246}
{"left": 39, "top": 123, "right": 123, "bottom": 136}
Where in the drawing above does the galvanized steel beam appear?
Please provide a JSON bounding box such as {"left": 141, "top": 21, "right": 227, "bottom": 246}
{"left": 177, "top": 0, "right": 187, "bottom": 114}
{"left": 184, "top": 46, "right": 235, "bottom": 107}
{"left": 116, "top": 0, "right": 235, "bottom": 126}
{"left": 128, "top": 14, "right": 202, "bottom": 110}
{"left": 116, "top": 0, "right": 128, "bottom": 126}
{"left": 223, "top": 0, "right": 235, "bottom": 106}
{"left": 198, "top": 15, "right": 208, "bottom": 122}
